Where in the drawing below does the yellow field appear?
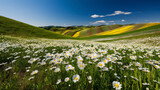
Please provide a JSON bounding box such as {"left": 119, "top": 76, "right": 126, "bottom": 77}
{"left": 96, "top": 25, "right": 134, "bottom": 35}
{"left": 137, "top": 23, "right": 160, "bottom": 30}
{"left": 62, "top": 30, "right": 70, "bottom": 35}
{"left": 72, "top": 31, "right": 81, "bottom": 37}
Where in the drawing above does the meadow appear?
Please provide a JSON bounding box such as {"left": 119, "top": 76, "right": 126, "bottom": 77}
{"left": 0, "top": 16, "right": 160, "bottom": 90}
{"left": 0, "top": 35, "right": 160, "bottom": 90}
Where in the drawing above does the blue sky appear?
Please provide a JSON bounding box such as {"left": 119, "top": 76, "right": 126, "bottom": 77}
{"left": 0, "top": 0, "right": 160, "bottom": 26}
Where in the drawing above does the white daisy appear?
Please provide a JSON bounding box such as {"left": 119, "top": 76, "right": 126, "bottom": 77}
{"left": 65, "top": 77, "right": 69, "bottom": 82}
{"left": 112, "top": 81, "right": 122, "bottom": 90}
{"left": 31, "top": 70, "right": 38, "bottom": 75}
{"left": 72, "top": 74, "right": 80, "bottom": 83}
{"left": 54, "top": 68, "right": 60, "bottom": 72}
{"left": 97, "top": 62, "right": 105, "bottom": 68}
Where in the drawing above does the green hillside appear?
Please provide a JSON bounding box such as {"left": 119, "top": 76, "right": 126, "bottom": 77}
{"left": 0, "top": 16, "right": 73, "bottom": 39}
{"left": 79, "top": 24, "right": 160, "bottom": 40}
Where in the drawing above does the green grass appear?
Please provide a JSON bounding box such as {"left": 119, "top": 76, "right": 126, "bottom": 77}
{"left": 0, "top": 16, "right": 73, "bottom": 39}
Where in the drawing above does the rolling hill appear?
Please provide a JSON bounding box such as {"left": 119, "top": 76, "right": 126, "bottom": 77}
{"left": 80, "top": 24, "right": 160, "bottom": 40}
{"left": 0, "top": 16, "right": 73, "bottom": 39}
{"left": 57, "top": 23, "right": 160, "bottom": 39}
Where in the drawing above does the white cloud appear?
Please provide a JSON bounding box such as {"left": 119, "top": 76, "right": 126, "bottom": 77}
{"left": 91, "top": 11, "right": 132, "bottom": 18}
{"left": 91, "top": 20, "right": 115, "bottom": 25}
{"left": 91, "top": 20, "right": 108, "bottom": 24}
{"left": 91, "top": 14, "right": 105, "bottom": 18}
{"left": 91, "top": 14, "right": 99, "bottom": 18}
{"left": 107, "top": 11, "right": 132, "bottom": 16}
{"left": 121, "top": 19, "right": 125, "bottom": 22}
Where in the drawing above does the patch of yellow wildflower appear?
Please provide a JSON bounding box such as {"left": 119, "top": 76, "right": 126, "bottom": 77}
{"left": 137, "top": 23, "right": 160, "bottom": 30}
{"left": 72, "top": 31, "right": 81, "bottom": 37}
{"left": 62, "top": 30, "right": 70, "bottom": 35}
{"left": 97, "top": 25, "right": 134, "bottom": 35}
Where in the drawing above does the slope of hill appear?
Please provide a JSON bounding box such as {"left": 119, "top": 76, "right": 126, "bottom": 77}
{"left": 72, "top": 24, "right": 123, "bottom": 37}
{"left": 0, "top": 16, "right": 73, "bottom": 39}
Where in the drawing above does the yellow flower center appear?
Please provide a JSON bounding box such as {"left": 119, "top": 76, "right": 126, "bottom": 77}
{"left": 115, "top": 84, "right": 119, "bottom": 88}
{"left": 74, "top": 77, "right": 78, "bottom": 80}
{"left": 68, "top": 66, "right": 70, "bottom": 69}
{"left": 34, "top": 72, "right": 37, "bottom": 74}
{"left": 80, "top": 65, "right": 83, "bottom": 67}
{"left": 107, "top": 58, "right": 110, "bottom": 60}
{"left": 99, "top": 63, "right": 103, "bottom": 66}
{"left": 79, "top": 60, "right": 82, "bottom": 62}
{"left": 154, "top": 65, "right": 158, "bottom": 68}
{"left": 103, "top": 60, "right": 106, "bottom": 63}
{"left": 155, "top": 61, "right": 158, "bottom": 63}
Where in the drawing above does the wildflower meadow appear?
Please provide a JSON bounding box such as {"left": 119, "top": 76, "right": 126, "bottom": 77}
{"left": 0, "top": 36, "right": 160, "bottom": 90}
